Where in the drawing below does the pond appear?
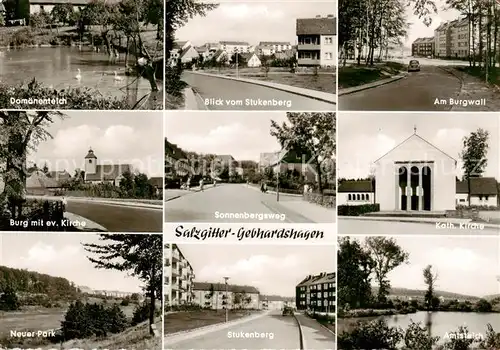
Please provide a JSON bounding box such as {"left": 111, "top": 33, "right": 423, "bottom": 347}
{"left": 339, "top": 311, "right": 500, "bottom": 343}
{"left": 0, "top": 46, "right": 162, "bottom": 109}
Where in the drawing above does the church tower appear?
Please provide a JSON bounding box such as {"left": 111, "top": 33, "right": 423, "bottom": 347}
{"left": 84, "top": 148, "right": 97, "bottom": 175}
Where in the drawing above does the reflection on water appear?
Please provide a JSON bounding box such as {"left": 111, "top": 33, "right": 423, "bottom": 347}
{"left": 0, "top": 46, "right": 162, "bottom": 109}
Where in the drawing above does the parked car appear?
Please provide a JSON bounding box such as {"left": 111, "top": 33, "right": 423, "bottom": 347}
{"left": 282, "top": 306, "right": 294, "bottom": 316}
{"left": 408, "top": 59, "right": 420, "bottom": 72}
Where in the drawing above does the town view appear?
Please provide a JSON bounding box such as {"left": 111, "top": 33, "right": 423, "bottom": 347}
{"left": 339, "top": 0, "right": 500, "bottom": 111}
{"left": 338, "top": 235, "right": 500, "bottom": 349}
{"left": 164, "top": 243, "right": 335, "bottom": 349}
{"left": 0, "top": 232, "right": 163, "bottom": 350}
{"left": 0, "top": 111, "right": 164, "bottom": 232}
{"left": 164, "top": 111, "right": 336, "bottom": 224}
{"left": 166, "top": 1, "right": 336, "bottom": 111}
{"left": 0, "top": 0, "right": 163, "bottom": 109}
{"left": 337, "top": 112, "right": 500, "bottom": 235}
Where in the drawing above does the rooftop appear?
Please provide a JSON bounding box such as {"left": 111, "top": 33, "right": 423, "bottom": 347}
{"left": 296, "top": 16, "right": 336, "bottom": 36}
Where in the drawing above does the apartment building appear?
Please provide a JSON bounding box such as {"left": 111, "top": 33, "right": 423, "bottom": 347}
{"left": 165, "top": 138, "right": 191, "bottom": 180}
{"left": 257, "top": 41, "right": 293, "bottom": 56}
{"left": 411, "top": 37, "right": 435, "bottom": 57}
{"left": 296, "top": 15, "right": 336, "bottom": 67}
{"left": 218, "top": 41, "right": 251, "bottom": 54}
{"left": 434, "top": 18, "right": 469, "bottom": 59}
{"left": 192, "top": 282, "right": 260, "bottom": 310}
{"left": 164, "top": 244, "right": 195, "bottom": 307}
{"left": 296, "top": 272, "right": 336, "bottom": 313}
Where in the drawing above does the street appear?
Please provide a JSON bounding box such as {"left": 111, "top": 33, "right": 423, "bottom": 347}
{"left": 67, "top": 201, "right": 162, "bottom": 232}
{"left": 339, "top": 65, "right": 462, "bottom": 111}
{"left": 165, "top": 311, "right": 301, "bottom": 350}
{"left": 164, "top": 184, "right": 322, "bottom": 223}
{"left": 338, "top": 218, "right": 499, "bottom": 235}
{"left": 182, "top": 71, "right": 335, "bottom": 111}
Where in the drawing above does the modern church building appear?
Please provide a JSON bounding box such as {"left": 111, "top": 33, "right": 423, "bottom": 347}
{"left": 338, "top": 129, "right": 499, "bottom": 211}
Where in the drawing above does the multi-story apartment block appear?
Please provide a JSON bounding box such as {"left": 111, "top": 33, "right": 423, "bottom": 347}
{"left": 257, "top": 41, "right": 293, "bottom": 56}
{"left": 165, "top": 139, "right": 191, "bottom": 179}
{"left": 411, "top": 37, "right": 435, "bottom": 57}
{"left": 192, "top": 282, "right": 260, "bottom": 310}
{"left": 218, "top": 41, "right": 251, "bottom": 54}
{"left": 434, "top": 18, "right": 469, "bottom": 59}
{"left": 296, "top": 15, "right": 336, "bottom": 67}
{"left": 164, "top": 244, "right": 195, "bottom": 307}
{"left": 296, "top": 272, "right": 336, "bottom": 313}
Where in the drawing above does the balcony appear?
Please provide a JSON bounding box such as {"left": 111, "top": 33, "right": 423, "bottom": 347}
{"left": 297, "top": 58, "right": 320, "bottom": 66}
{"left": 297, "top": 43, "right": 321, "bottom": 50}
{"left": 171, "top": 268, "right": 180, "bottom": 276}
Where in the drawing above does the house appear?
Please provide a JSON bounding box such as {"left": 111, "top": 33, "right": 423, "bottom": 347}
{"left": 260, "top": 295, "right": 295, "bottom": 310}
{"left": 212, "top": 49, "right": 230, "bottom": 63}
{"left": 179, "top": 45, "right": 199, "bottom": 64}
{"left": 337, "top": 180, "right": 374, "bottom": 205}
{"left": 193, "top": 282, "right": 260, "bottom": 310}
{"left": 168, "top": 41, "right": 191, "bottom": 66}
{"left": 296, "top": 272, "right": 335, "bottom": 313}
{"left": 83, "top": 148, "right": 133, "bottom": 186}
{"left": 257, "top": 41, "right": 292, "bottom": 56}
{"left": 165, "top": 244, "right": 195, "bottom": 306}
{"left": 412, "top": 37, "right": 435, "bottom": 57}
{"left": 26, "top": 169, "right": 60, "bottom": 195}
{"left": 259, "top": 149, "right": 318, "bottom": 183}
{"left": 29, "top": 0, "right": 88, "bottom": 15}
{"left": 47, "top": 170, "right": 72, "bottom": 186}
{"left": 296, "top": 14, "right": 336, "bottom": 67}
{"left": 456, "top": 177, "right": 498, "bottom": 207}
{"left": 240, "top": 52, "right": 261, "bottom": 67}
{"left": 434, "top": 18, "right": 469, "bottom": 58}
{"left": 218, "top": 41, "right": 250, "bottom": 54}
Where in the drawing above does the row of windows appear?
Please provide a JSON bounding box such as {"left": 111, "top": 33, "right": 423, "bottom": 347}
{"left": 300, "top": 292, "right": 335, "bottom": 298}
{"left": 347, "top": 193, "right": 370, "bottom": 201}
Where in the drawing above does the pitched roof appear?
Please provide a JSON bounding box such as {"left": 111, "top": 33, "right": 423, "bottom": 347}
{"left": 85, "top": 164, "right": 132, "bottom": 182}
{"left": 258, "top": 41, "right": 291, "bottom": 46}
{"left": 193, "top": 282, "right": 260, "bottom": 294}
{"left": 216, "top": 155, "right": 235, "bottom": 162}
{"left": 296, "top": 17, "right": 336, "bottom": 35}
{"left": 220, "top": 41, "right": 250, "bottom": 45}
{"left": 456, "top": 177, "right": 498, "bottom": 195}
{"left": 374, "top": 133, "right": 456, "bottom": 164}
{"left": 26, "top": 170, "right": 60, "bottom": 189}
{"left": 338, "top": 180, "right": 374, "bottom": 193}
{"left": 297, "top": 272, "right": 335, "bottom": 287}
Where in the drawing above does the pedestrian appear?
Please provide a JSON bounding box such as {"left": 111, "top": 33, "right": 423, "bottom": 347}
{"left": 61, "top": 196, "right": 67, "bottom": 212}
{"left": 213, "top": 179, "right": 217, "bottom": 187}
{"left": 186, "top": 177, "right": 191, "bottom": 191}
{"left": 199, "top": 178, "right": 204, "bottom": 191}
{"left": 263, "top": 182, "right": 267, "bottom": 193}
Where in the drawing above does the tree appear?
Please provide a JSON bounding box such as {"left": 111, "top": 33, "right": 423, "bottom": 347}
{"left": 423, "top": 265, "right": 438, "bottom": 310}
{"left": 0, "top": 285, "right": 20, "bottom": 311}
{"left": 337, "top": 237, "right": 374, "bottom": 309}
{"left": 270, "top": 112, "right": 335, "bottom": 195}
{"left": 460, "top": 128, "right": 489, "bottom": 206}
{"left": 365, "top": 237, "right": 409, "bottom": 303}
{"left": 51, "top": 3, "right": 74, "bottom": 26}
{"left": 0, "top": 111, "right": 64, "bottom": 221}
{"left": 83, "top": 234, "right": 162, "bottom": 335}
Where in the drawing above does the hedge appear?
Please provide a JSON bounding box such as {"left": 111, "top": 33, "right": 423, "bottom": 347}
{"left": 304, "top": 192, "right": 336, "bottom": 208}
{"left": 338, "top": 204, "right": 380, "bottom": 216}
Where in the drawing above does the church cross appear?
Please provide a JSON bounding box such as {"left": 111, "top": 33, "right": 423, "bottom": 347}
{"left": 413, "top": 125, "right": 417, "bottom": 134}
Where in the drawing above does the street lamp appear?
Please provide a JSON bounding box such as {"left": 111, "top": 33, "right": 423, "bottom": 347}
{"left": 224, "top": 276, "right": 230, "bottom": 322}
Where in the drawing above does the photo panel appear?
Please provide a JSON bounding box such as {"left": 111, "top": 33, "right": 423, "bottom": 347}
{"left": 0, "top": 0, "right": 163, "bottom": 110}
{"left": 166, "top": 0, "right": 337, "bottom": 111}
{"left": 0, "top": 232, "right": 163, "bottom": 350}
{"left": 0, "top": 111, "right": 164, "bottom": 232}
{"left": 163, "top": 242, "right": 336, "bottom": 350}
{"left": 164, "top": 111, "right": 336, "bottom": 225}
{"left": 337, "top": 112, "right": 500, "bottom": 235}
{"left": 337, "top": 235, "right": 500, "bottom": 349}
{"left": 338, "top": 0, "right": 500, "bottom": 112}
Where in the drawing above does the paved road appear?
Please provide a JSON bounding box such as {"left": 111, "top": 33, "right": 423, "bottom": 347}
{"left": 164, "top": 184, "right": 315, "bottom": 223}
{"left": 338, "top": 219, "right": 499, "bottom": 235}
{"left": 339, "top": 65, "right": 462, "bottom": 111}
{"left": 166, "top": 311, "right": 301, "bottom": 350}
{"left": 67, "top": 201, "right": 162, "bottom": 232}
{"left": 182, "top": 71, "right": 334, "bottom": 111}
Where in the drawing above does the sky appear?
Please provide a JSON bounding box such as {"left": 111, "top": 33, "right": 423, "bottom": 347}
{"left": 175, "top": 0, "right": 336, "bottom": 46}
{"left": 404, "top": 0, "right": 461, "bottom": 47}
{"left": 165, "top": 111, "right": 286, "bottom": 161}
{"left": 0, "top": 233, "right": 147, "bottom": 293}
{"left": 338, "top": 113, "right": 500, "bottom": 180}
{"left": 176, "top": 244, "right": 335, "bottom": 297}
{"left": 349, "top": 236, "right": 500, "bottom": 297}
{"left": 27, "top": 111, "right": 164, "bottom": 177}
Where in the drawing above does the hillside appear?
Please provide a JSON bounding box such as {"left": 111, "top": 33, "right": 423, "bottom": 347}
{"left": 374, "top": 287, "right": 481, "bottom": 301}
{"left": 0, "top": 265, "right": 79, "bottom": 300}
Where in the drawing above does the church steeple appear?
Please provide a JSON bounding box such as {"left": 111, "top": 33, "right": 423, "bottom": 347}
{"left": 85, "top": 147, "right": 97, "bottom": 159}
{"left": 84, "top": 147, "right": 97, "bottom": 175}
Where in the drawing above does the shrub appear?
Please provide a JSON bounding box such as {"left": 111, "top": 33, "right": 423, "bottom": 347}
{"left": 131, "top": 301, "right": 156, "bottom": 325}
{"left": 403, "top": 321, "right": 439, "bottom": 350}
{"left": 304, "top": 192, "right": 336, "bottom": 208}
{"left": 0, "top": 285, "right": 20, "bottom": 311}
{"left": 338, "top": 319, "right": 402, "bottom": 349}
{"left": 338, "top": 204, "right": 380, "bottom": 216}
{"left": 60, "top": 300, "right": 128, "bottom": 340}
{"left": 120, "top": 299, "right": 130, "bottom": 306}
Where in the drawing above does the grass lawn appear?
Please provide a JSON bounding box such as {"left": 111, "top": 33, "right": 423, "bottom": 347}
{"left": 456, "top": 66, "right": 500, "bottom": 87}
{"left": 0, "top": 308, "right": 66, "bottom": 335}
{"left": 338, "top": 61, "right": 405, "bottom": 89}
{"left": 199, "top": 68, "right": 335, "bottom": 94}
{"left": 164, "top": 309, "right": 261, "bottom": 334}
